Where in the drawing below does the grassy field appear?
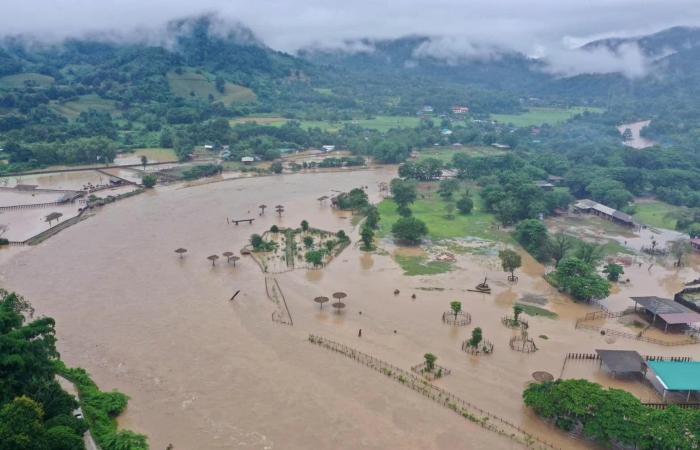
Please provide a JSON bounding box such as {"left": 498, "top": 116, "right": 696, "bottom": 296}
{"left": 491, "top": 106, "right": 604, "bottom": 127}
{"left": 515, "top": 303, "right": 558, "bottom": 319}
{"left": 229, "top": 115, "right": 421, "bottom": 132}
{"left": 50, "top": 95, "right": 118, "bottom": 119}
{"left": 394, "top": 255, "right": 453, "bottom": 276}
{"left": 632, "top": 200, "right": 684, "bottom": 230}
{"left": 377, "top": 190, "right": 506, "bottom": 242}
{"left": 167, "top": 71, "right": 256, "bottom": 105}
{"left": 0, "top": 73, "right": 55, "bottom": 89}
{"left": 416, "top": 146, "right": 506, "bottom": 164}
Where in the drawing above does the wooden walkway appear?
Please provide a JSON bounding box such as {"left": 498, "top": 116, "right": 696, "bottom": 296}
{"left": 308, "top": 334, "right": 560, "bottom": 450}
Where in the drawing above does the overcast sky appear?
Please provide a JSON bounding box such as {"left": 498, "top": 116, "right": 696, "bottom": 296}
{"left": 3, "top": 1, "right": 700, "bottom": 76}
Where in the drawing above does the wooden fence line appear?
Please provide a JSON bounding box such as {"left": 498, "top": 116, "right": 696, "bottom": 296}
{"left": 265, "top": 276, "right": 293, "bottom": 326}
{"left": 642, "top": 402, "right": 700, "bottom": 410}
{"left": 0, "top": 200, "right": 72, "bottom": 211}
{"left": 575, "top": 322, "right": 699, "bottom": 346}
{"left": 308, "top": 334, "right": 560, "bottom": 450}
{"left": 564, "top": 352, "right": 692, "bottom": 362}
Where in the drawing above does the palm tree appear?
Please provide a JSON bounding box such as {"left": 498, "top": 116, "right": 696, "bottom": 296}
{"left": 174, "top": 248, "right": 187, "bottom": 258}
{"left": 207, "top": 254, "right": 219, "bottom": 266}
{"left": 259, "top": 204, "right": 267, "bottom": 215}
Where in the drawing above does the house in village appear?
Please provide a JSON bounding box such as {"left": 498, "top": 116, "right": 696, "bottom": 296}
{"left": 534, "top": 180, "right": 555, "bottom": 191}
{"left": 691, "top": 238, "right": 700, "bottom": 251}
{"left": 452, "top": 106, "right": 469, "bottom": 114}
{"left": 241, "top": 156, "right": 255, "bottom": 165}
{"left": 547, "top": 175, "right": 565, "bottom": 185}
{"left": 321, "top": 145, "right": 335, "bottom": 152}
{"left": 573, "top": 199, "right": 636, "bottom": 228}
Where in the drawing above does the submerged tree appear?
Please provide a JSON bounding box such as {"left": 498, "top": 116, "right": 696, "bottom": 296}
{"left": 424, "top": 353, "right": 437, "bottom": 372}
{"left": 669, "top": 240, "right": 692, "bottom": 267}
{"left": 513, "top": 305, "right": 524, "bottom": 323}
{"left": 301, "top": 220, "right": 309, "bottom": 232}
{"left": 450, "top": 301, "right": 462, "bottom": 320}
{"left": 603, "top": 263, "right": 625, "bottom": 281}
{"left": 259, "top": 204, "right": 267, "bottom": 215}
{"left": 275, "top": 205, "right": 285, "bottom": 216}
{"left": 140, "top": 155, "right": 148, "bottom": 170}
{"left": 360, "top": 225, "right": 374, "bottom": 250}
{"left": 499, "top": 249, "right": 522, "bottom": 281}
{"left": 207, "top": 254, "right": 219, "bottom": 266}
{"left": 468, "top": 327, "right": 483, "bottom": 348}
{"left": 548, "top": 233, "right": 575, "bottom": 268}
{"left": 174, "top": 248, "right": 187, "bottom": 258}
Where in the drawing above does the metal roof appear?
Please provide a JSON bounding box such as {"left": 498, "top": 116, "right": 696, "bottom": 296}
{"left": 658, "top": 312, "right": 700, "bottom": 325}
{"left": 631, "top": 296, "right": 691, "bottom": 315}
{"left": 595, "top": 349, "right": 645, "bottom": 374}
{"left": 648, "top": 361, "right": 700, "bottom": 391}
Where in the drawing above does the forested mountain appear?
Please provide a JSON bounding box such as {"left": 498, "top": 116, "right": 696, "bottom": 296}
{"left": 2, "top": 15, "right": 700, "bottom": 179}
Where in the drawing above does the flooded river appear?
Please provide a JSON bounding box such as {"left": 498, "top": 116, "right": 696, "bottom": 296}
{"left": 0, "top": 168, "right": 698, "bottom": 449}
{"left": 617, "top": 120, "right": 657, "bottom": 149}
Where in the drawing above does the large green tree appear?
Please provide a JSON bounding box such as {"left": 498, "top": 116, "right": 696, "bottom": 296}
{"left": 391, "top": 216, "right": 428, "bottom": 244}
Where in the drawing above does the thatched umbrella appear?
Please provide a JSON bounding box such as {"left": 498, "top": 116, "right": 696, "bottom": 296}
{"left": 331, "top": 301, "right": 346, "bottom": 313}
{"left": 231, "top": 255, "right": 240, "bottom": 267}
{"left": 222, "top": 251, "right": 234, "bottom": 262}
{"left": 174, "top": 248, "right": 187, "bottom": 258}
{"left": 259, "top": 204, "right": 267, "bottom": 215}
{"left": 207, "top": 254, "right": 219, "bottom": 266}
{"left": 314, "top": 296, "right": 329, "bottom": 310}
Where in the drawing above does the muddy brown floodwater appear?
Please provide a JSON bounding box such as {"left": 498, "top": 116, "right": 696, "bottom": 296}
{"left": 0, "top": 168, "right": 698, "bottom": 449}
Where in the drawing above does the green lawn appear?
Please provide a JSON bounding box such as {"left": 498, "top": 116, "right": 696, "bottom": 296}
{"left": 167, "top": 70, "right": 256, "bottom": 105}
{"left": 516, "top": 303, "right": 558, "bottom": 319}
{"left": 416, "top": 146, "right": 506, "bottom": 164}
{"left": 632, "top": 200, "right": 684, "bottom": 230}
{"left": 394, "top": 255, "right": 453, "bottom": 276}
{"left": 50, "top": 95, "right": 118, "bottom": 119}
{"left": 0, "top": 73, "right": 55, "bottom": 89}
{"left": 491, "top": 107, "right": 604, "bottom": 127}
{"left": 377, "top": 191, "right": 506, "bottom": 242}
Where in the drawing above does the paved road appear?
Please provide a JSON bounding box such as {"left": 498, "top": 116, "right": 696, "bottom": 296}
{"left": 56, "top": 375, "right": 100, "bottom": 450}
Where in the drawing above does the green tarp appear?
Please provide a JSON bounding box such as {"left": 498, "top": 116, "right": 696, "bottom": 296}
{"left": 648, "top": 361, "right": 700, "bottom": 391}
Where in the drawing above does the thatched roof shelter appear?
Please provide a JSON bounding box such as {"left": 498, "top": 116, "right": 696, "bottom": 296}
{"left": 314, "top": 296, "right": 329, "bottom": 310}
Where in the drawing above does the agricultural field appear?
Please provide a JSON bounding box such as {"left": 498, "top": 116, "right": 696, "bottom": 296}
{"left": 166, "top": 70, "right": 257, "bottom": 105}
{"left": 491, "top": 106, "right": 604, "bottom": 127}
{"left": 0, "top": 72, "right": 55, "bottom": 89}
{"left": 631, "top": 199, "right": 684, "bottom": 230}
{"left": 229, "top": 115, "right": 421, "bottom": 132}
{"left": 415, "top": 146, "right": 506, "bottom": 164}
{"left": 229, "top": 115, "right": 289, "bottom": 127}
{"left": 50, "top": 95, "right": 118, "bottom": 119}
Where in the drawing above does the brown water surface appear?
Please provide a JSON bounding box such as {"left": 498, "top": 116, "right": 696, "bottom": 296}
{"left": 1, "top": 168, "right": 698, "bottom": 449}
